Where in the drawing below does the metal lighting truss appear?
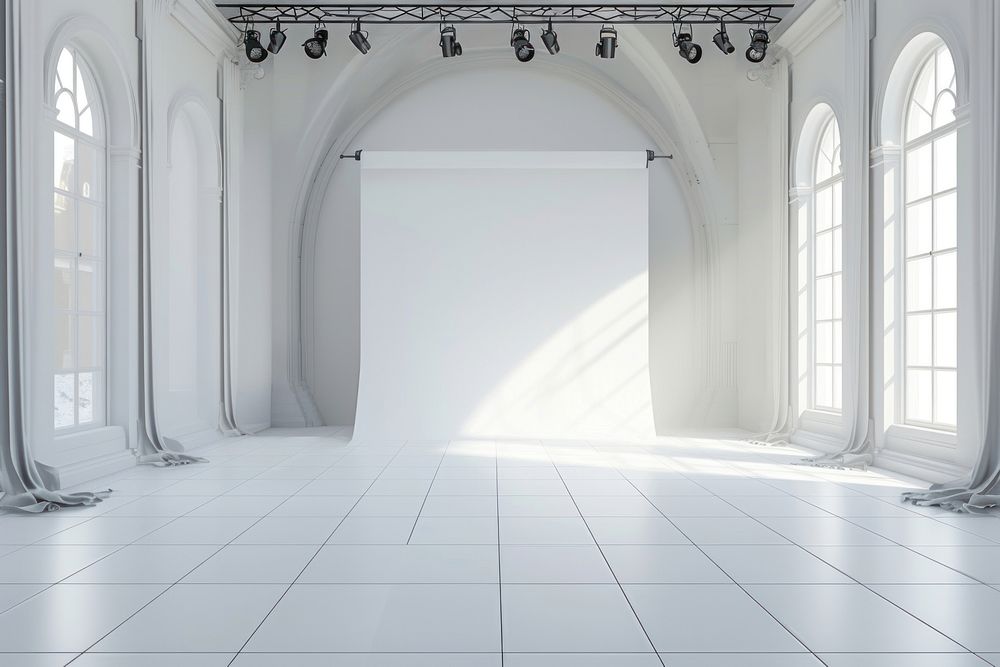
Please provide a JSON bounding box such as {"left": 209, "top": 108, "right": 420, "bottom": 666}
{"left": 217, "top": 4, "right": 793, "bottom": 26}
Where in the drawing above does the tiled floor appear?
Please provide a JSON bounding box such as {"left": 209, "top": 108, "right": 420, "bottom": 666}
{"left": 3, "top": 429, "right": 1000, "bottom": 665}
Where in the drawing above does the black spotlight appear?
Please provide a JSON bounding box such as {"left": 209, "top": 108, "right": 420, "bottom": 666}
{"left": 349, "top": 21, "right": 371, "bottom": 54}
{"left": 746, "top": 28, "right": 770, "bottom": 63}
{"left": 267, "top": 22, "right": 287, "bottom": 54}
{"left": 244, "top": 29, "right": 268, "bottom": 63}
{"left": 439, "top": 25, "right": 462, "bottom": 58}
{"left": 303, "top": 25, "right": 329, "bottom": 59}
{"left": 540, "top": 20, "right": 560, "bottom": 55}
{"left": 595, "top": 25, "right": 617, "bottom": 59}
{"left": 511, "top": 26, "right": 535, "bottom": 62}
{"left": 674, "top": 31, "right": 702, "bottom": 64}
{"left": 712, "top": 24, "right": 735, "bottom": 54}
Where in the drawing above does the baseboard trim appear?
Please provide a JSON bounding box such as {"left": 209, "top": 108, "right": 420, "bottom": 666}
{"left": 874, "top": 447, "right": 969, "bottom": 484}
{"left": 38, "top": 450, "right": 137, "bottom": 490}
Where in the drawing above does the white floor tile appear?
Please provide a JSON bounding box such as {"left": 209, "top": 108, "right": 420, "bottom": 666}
{"left": 0, "top": 583, "right": 47, "bottom": 613}
{"left": 657, "top": 655, "right": 823, "bottom": 666}
{"left": 0, "top": 545, "right": 118, "bottom": 583}
{"left": 182, "top": 544, "right": 319, "bottom": 583}
{"left": 671, "top": 517, "right": 788, "bottom": 545}
{"left": 498, "top": 495, "right": 580, "bottom": 517}
{"left": 704, "top": 545, "right": 853, "bottom": 583}
{"left": 233, "top": 653, "right": 501, "bottom": 666}
{"left": 64, "top": 544, "right": 219, "bottom": 583}
{"left": 500, "top": 545, "right": 615, "bottom": 583}
{"left": 806, "top": 545, "right": 978, "bottom": 584}
{"left": 102, "top": 495, "right": 214, "bottom": 517}
{"left": 228, "top": 479, "right": 310, "bottom": 496}
{"left": 328, "top": 517, "right": 416, "bottom": 544}
{"left": 0, "top": 654, "right": 77, "bottom": 666}
{"left": 912, "top": 545, "right": 1000, "bottom": 583}
{"left": 850, "top": 517, "right": 995, "bottom": 546}
{"left": 0, "top": 516, "right": 94, "bottom": 544}
{"left": 803, "top": 496, "right": 920, "bottom": 518}
{"left": 233, "top": 517, "right": 343, "bottom": 544}
{"left": 498, "top": 479, "right": 569, "bottom": 496}
{"left": 758, "top": 517, "right": 890, "bottom": 546}
{"left": 409, "top": 517, "right": 498, "bottom": 544}
{"left": 421, "top": 495, "right": 498, "bottom": 517}
{"left": 871, "top": 584, "right": 1000, "bottom": 652}
{"left": 500, "top": 518, "right": 595, "bottom": 545}
{"left": 244, "top": 584, "right": 501, "bottom": 652}
{"left": 93, "top": 584, "right": 286, "bottom": 652}
{"left": 585, "top": 517, "right": 689, "bottom": 545}
{"left": 430, "top": 479, "right": 497, "bottom": 496}
{"left": 268, "top": 495, "right": 360, "bottom": 516}
{"left": 349, "top": 495, "right": 426, "bottom": 517}
{"left": 366, "top": 478, "right": 432, "bottom": 496}
{"left": 725, "top": 496, "right": 833, "bottom": 517}
{"left": 501, "top": 584, "right": 653, "bottom": 652}
{"left": 646, "top": 495, "right": 745, "bottom": 517}
{"left": 746, "top": 584, "right": 962, "bottom": 652}
{"left": 504, "top": 654, "right": 662, "bottom": 666}
{"left": 602, "top": 545, "right": 729, "bottom": 584}
{"left": 817, "top": 653, "right": 988, "bottom": 666}
{"left": 70, "top": 654, "right": 234, "bottom": 666}
{"left": 630, "top": 479, "right": 711, "bottom": 496}
{"left": 573, "top": 496, "right": 661, "bottom": 517}
{"left": 0, "top": 583, "right": 165, "bottom": 651}
{"left": 299, "top": 544, "right": 498, "bottom": 583}
{"left": 623, "top": 584, "right": 805, "bottom": 652}
{"left": 298, "top": 479, "right": 375, "bottom": 495}
{"left": 136, "top": 517, "right": 258, "bottom": 545}
{"left": 36, "top": 517, "right": 173, "bottom": 545}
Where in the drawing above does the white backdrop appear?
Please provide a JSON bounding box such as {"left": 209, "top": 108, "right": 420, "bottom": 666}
{"left": 353, "top": 151, "right": 655, "bottom": 441}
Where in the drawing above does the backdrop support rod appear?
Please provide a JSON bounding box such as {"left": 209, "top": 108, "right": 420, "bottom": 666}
{"left": 338, "top": 149, "right": 672, "bottom": 164}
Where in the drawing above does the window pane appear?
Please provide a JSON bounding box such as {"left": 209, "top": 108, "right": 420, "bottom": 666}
{"left": 76, "top": 142, "right": 101, "bottom": 200}
{"left": 816, "top": 188, "right": 832, "bottom": 231}
{"left": 77, "top": 315, "right": 103, "bottom": 369}
{"left": 816, "top": 322, "right": 833, "bottom": 364}
{"left": 906, "top": 313, "right": 932, "bottom": 366}
{"left": 905, "top": 200, "right": 932, "bottom": 257}
{"left": 832, "top": 321, "right": 843, "bottom": 365}
{"left": 816, "top": 365, "right": 833, "bottom": 408}
{"left": 934, "top": 311, "right": 957, "bottom": 368}
{"left": 936, "top": 47, "right": 955, "bottom": 97}
{"left": 54, "top": 313, "right": 75, "bottom": 371}
{"left": 933, "top": 93, "right": 956, "bottom": 131}
{"left": 54, "top": 258, "right": 74, "bottom": 310}
{"left": 934, "top": 252, "right": 957, "bottom": 310}
{"left": 55, "top": 91, "right": 76, "bottom": 128}
{"left": 832, "top": 226, "right": 842, "bottom": 272}
{"left": 934, "top": 192, "right": 957, "bottom": 251}
{"left": 832, "top": 180, "right": 842, "bottom": 226}
{"left": 54, "top": 373, "right": 75, "bottom": 428}
{"left": 56, "top": 49, "right": 74, "bottom": 96}
{"left": 832, "top": 274, "right": 842, "bottom": 320}
{"left": 79, "top": 108, "right": 94, "bottom": 137}
{"left": 906, "top": 368, "right": 933, "bottom": 423}
{"left": 905, "top": 142, "right": 933, "bottom": 202}
{"left": 906, "top": 104, "right": 932, "bottom": 142}
{"left": 54, "top": 131, "right": 75, "bottom": 192}
{"left": 77, "top": 260, "right": 102, "bottom": 312}
{"left": 816, "top": 230, "right": 833, "bottom": 276}
{"left": 906, "top": 256, "right": 933, "bottom": 311}
{"left": 816, "top": 276, "right": 833, "bottom": 320}
{"left": 54, "top": 193, "right": 75, "bottom": 253}
{"left": 78, "top": 372, "right": 95, "bottom": 424}
{"left": 832, "top": 365, "right": 842, "bottom": 410}
{"left": 78, "top": 203, "right": 101, "bottom": 258}
{"left": 935, "top": 369, "right": 957, "bottom": 427}
{"left": 933, "top": 132, "right": 957, "bottom": 193}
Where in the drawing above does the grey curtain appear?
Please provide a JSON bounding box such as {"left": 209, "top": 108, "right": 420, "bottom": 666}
{"left": 0, "top": 0, "right": 109, "bottom": 511}
{"left": 134, "top": 8, "right": 206, "bottom": 467}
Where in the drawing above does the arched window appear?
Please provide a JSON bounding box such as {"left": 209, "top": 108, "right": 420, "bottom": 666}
{"left": 901, "top": 43, "right": 957, "bottom": 430}
{"left": 811, "top": 116, "right": 843, "bottom": 412}
{"left": 52, "top": 47, "right": 107, "bottom": 431}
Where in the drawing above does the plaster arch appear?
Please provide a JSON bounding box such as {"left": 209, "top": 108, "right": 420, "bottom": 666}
{"left": 875, "top": 28, "right": 968, "bottom": 149}
{"left": 278, "top": 25, "right": 731, "bottom": 428}
{"left": 44, "top": 15, "right": 139, "bottom": 152}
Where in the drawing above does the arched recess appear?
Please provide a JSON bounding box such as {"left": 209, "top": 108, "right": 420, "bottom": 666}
{"left": 32, "top": 16, "right": 140, "bottom": 480}
{"left": 276, "top": 25, "right": 731, "bottom": 429}
{"left": 153, "top": 93, "right": 223, "bottom": 442}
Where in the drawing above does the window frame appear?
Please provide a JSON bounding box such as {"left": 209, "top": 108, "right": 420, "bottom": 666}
{"left": 50, "top": 46, "right": 111, "bottom": 435}
{"left": 898, "top": 43, "right": 959, "bottom": 434}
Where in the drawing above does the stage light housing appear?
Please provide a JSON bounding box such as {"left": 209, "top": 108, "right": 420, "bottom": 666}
{"left": 675, "top": 31, "right": 702, "bottom": 64}
{"left": 244, "top": 29, "right": 268, "bottom": 63}
{"left": 349, "top": 21, "right": 371, "bottom": 54}
{"left": 303, "top": 26, "right": 329, "bottom": 59}
{"left": 712, "top": 24, "right": 735, "bottom": 54}
{"left": 540, "top": 21, "right": 560, "bottom": 54}
{"left": 440, "top": 25, "right": 462, "bottom": 57}
{"left": 267, "top": 23, "right": 287, "bottom": 53}
{"left": 746, "top": 28, "right": 770, "bottom": 63}
{"left": 595, "top": 25, "right": 617, "bottom": 59}
{"left": 511, "top": 27, "right": 535, "bottom": 62}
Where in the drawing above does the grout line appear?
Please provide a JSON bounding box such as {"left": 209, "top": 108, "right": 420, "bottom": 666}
{"left": 496, "top": 440, "right": 505, "bottom": 666}
{"left": 405, "top": 445, "right": 447, "bottom": 545}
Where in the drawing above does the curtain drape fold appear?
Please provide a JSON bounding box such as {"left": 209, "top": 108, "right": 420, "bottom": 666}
{"left": 902, "top": 2, "right": 1000, "bottom": 512}
{"left": 0, "top": 0, "right": 110, "bottom": 511}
